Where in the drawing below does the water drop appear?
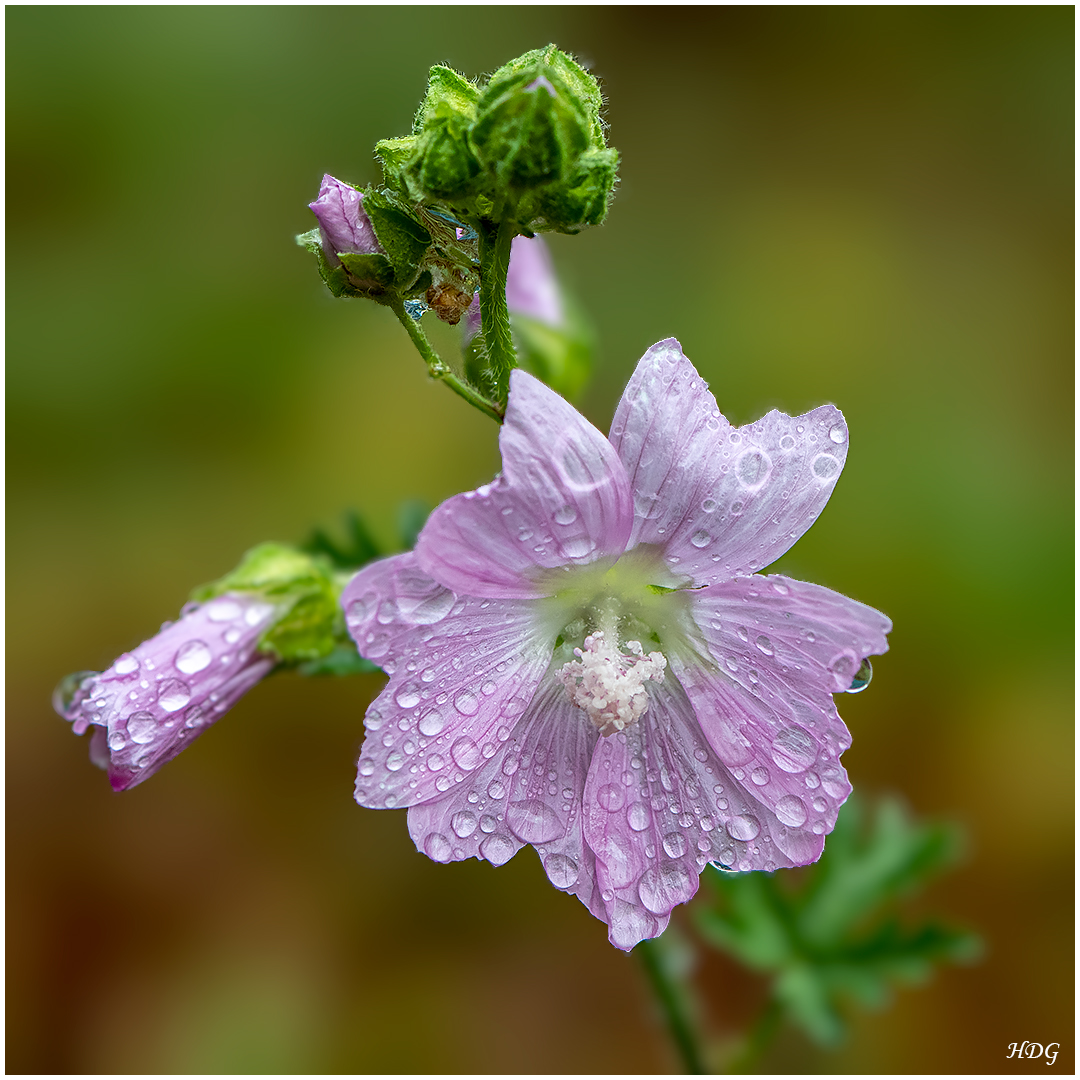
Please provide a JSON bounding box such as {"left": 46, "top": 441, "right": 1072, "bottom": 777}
{"left": 812, "top": 796, "right": 828, "bottom": 813}
{"left": 751, "top": 766, "right": 769, "bottom": 786}
{"left": 662, "top": 832, "right": 688, "bottom": 859}
{"left": 553, "top": 505, "right": 578, "bottom": 525}
{"left": 479, "top": 833, "right": 517, "bottom": 865}
{"left": 427, "top": 752, "right": 445, "bottom": 771}
{"left": 690, "top": 529, "right": 710, "bottom": 548}
{"left": 395, "top": 685, "right": 421, "bottom": 709}
{"left": 127, "top": 712, "right": 157, "bottom": 744}
{"left": 829, "top": 425, "right": 846, "bottom": 444}
{"left": 544, "top": 853, "right": 579, "bottom": 888}
{"left": 726, "top": 815, "right": 760, "bottom": 841}
{"left": 107, "top": 730, "right": 127, "bottom": 751}
{"left": 418, "top": 710, "right": 445, "bottom": 737}
{"left": 451, "top": 737, "right": 481, "bottom": 769}
{"left": 206, "top": 599, "right": 241, "bottom": 622}
{"left": 423, "top": 832, "right": 452, "bottom": 861}
{"left": 755, "top": 635, "right": 774, "bottom": 656}
{"left": 812, "top": 453, "right": 840, "bottom": 480}
{"left": 114, "top": 655, "right": 139, "bottom": 676}
{"left": 454, "top": 690, "right": 479, "bottom": 716}
{"left": 775, "top": 795, "right": 808, "bottom": 827}
{"left": 596, "top": 783, "right": 624, "bottom": 811}
{"left": 805, "top": 771, "right": 820, "bottom": 789}
{"left": 779, "top": 435, "right": 796, "bottom": 451}
{"left": 701, "top": 498, "right": 717, "bottom": 513}
{"left": 451, "top": 811, "right": 477, "bottom": 838}
{"left": 626, "top": 802, "right": 651, "bottom": 831}
{"left": 157, "top": 680, "right": 190, "bottom": 713}
{"left": 737, "top": 448, "right": 771, "bottom": 489}
{"left": 846, "top": 657, "right": 873, "bottom": 693}
{"left": 403, "top": 298, "right": 428, "bottom": 321}
{"left": 771, "top": 726, "right": 817, "bottom": 773}
{"left": 507, "top": 799, "right": 563, "bottom": 843}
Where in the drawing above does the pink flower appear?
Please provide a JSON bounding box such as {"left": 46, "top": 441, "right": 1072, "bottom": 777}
{"left": 56, "top": 594, "right": 279, "bottom": 791}
{"left": 343, "top": 339, "right": 891, "bottom": 950}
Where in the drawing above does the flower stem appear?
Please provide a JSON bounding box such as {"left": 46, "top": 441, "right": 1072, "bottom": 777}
{"left": 388, "top": 297, "right": 504, "bottom": 423}
{"left": 724, "top": 998, "right": 782, "bottom": 1074}
{"left": 477, "top": 217, "right": 517, "bottom": 407}
{"left": 637, "top": 936, "right": 708, "bottom": 1074}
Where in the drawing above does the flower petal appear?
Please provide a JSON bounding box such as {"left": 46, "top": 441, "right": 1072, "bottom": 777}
{"left": 345, "top": 556, "right": 555, "bottom": 809}
{"left": 406, "top": 679, "right": 603, "bottom": 919}
{"left": 61, "top": 593, "right": 278, "bottom": 791}
{"left": 416, "top": 369, "right": 633, "bottom": 598}
{"left": 610, "top": 339, "right": 851, "bottom": 584}
{"left": 583, "top": 679, "right": 815, "bottom": 950}
{"left": 670, "top": 575, "right": 888, "bottom": 845}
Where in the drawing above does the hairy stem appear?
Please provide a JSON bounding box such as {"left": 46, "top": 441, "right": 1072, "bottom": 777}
{"left": 388, "top": 297, "right": 503, "bottom": 423}
{"left": 637, "top": 936, "right": 708, "bottom": 1074}
{"left": 477, "top": 217, "right": 517, "bottom": 406}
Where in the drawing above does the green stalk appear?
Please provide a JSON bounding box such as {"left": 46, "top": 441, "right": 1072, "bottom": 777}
{"left": 724, "top": 998, "right": 782, "bottom": 1074}
{"left": 637, "top": 937, "right": 708, "bottom": 1074}
{"left": 477, "top": 217, "right": 517, "bottom": 406}
{"left": 388, "top": 297, "right": 504, "bottom": 423}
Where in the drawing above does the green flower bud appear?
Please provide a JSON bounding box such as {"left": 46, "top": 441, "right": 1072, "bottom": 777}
{"left": 191, "top": 543, "right": 346, "bottom": 664}
{"left": 407, "top": 65, "right": 482, "bottom": 201}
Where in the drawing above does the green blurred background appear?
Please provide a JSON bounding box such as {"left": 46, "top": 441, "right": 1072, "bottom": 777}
{"left": 8, "top": 6, "right": 1072, "bottom": 1073}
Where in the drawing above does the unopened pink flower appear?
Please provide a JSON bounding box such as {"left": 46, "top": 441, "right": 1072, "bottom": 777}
{"left": 343, "top": 338, "right": 890, "bottom": 950}
{"left": 57, "top": 594, "right": 278, "bottom": 791}
{"left": 308, "top": 174, "right": 383, "bottom": 267}
{"left": 462, "top": 234, "right": 564, "bottom": 343}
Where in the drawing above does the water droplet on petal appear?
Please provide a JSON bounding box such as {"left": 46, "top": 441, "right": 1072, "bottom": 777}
{"left": 454, "top": 690, "right": 479, "bottom": 716}
{"left": 107, "top": 730, "right": 127, "bottom": 751}
{"left": 544, "top": 853, "right": 579, "bottom": 888}
{"left": 626, "top": 802, "right": 651, "bottom": 831}
{"left": 451, "top": 737, "right": 481, "bottom": 769}
{"left": 846, "top": 657, "right": 873, "bottom": 693}
{"left": 755, "top": 635, "right": 774, "bottom": 656}
{"left": 553, "top": 505, "right": 578, "bottom": 525}
{"left": 114, "top": 655, "right": 139, "bottom": 676}
{"left": 424, "top": 832, "right": 452, "bottom": 861}
{"left": 638, "top": 862, "right": 693, "bottom": 915}
{"left": 726, "top": 815, "right": 761, "bottom": 841}
{"left": 395, "top": 685, "right": 421, "bottom": 709}
{"left": 829, "top": 425, "right": 846, "bottom": 444}
{"left": 690, "top": 530, "right": 710, "bottom": 548}
{"left": 418, "top": 710, "right": 445, "bottom": 737}
{"left": 451, "top": 811, "right": 477, "bottom": 838}
{"left": 479, "top": 833, "right": 517, "bottom": 865}
{"left": 776, "top": 795, "right": 808, "bottom": 827}
{"left": 127, "top": 712, "right": 158, "bottom": 744}
{"left": 175, "top": 640, "right": 212, "bottom": 675}
{"left": 662, "top": 832, "right": 688, "bottom": 859}
{"left": 751, "top": 766, "right": 770, "bottom": 786}
{"left": 737, "top": 448, "right": 771, "bottom": 489}
{"left": 812, "top": 453, "right": 840, "bottom": 480}
{"left": 157, "top": 680, "right": 190, "bottom": 713}
{"left": 701, "top": 498, "right": 717, "bottom": 513}
{"left": 507, "top": 799, "right": 564, "bottom": 843}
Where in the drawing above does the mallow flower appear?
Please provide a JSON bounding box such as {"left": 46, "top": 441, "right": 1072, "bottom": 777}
{"left": 342, "top": 338, "right": 891, "bottom": 950}
{"left": 56, "top": 594, "right": 280, "bottom": 791}
{"left": 308, "top": 173, "right": 383, "bottom": 266}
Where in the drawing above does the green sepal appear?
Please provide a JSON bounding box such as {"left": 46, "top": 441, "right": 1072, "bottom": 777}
{"left": 375, "top": 136, "right": 418, "bottom": 196}
{"left": 361, "top": 187, "right": 432, "bottom": 284}
{"left": 296, "top": 228, "right": 353, "bottom": 298}
{"left": 536, "top": 147, "right": 619, "bottom": 232}
{"left": 338, "top": 251, "right": 395, "bottom": 291}
{"left": 297, "top": 643, "right": 381, "bottom": 677}
{"left": 413, "top": 65, "right": 481, "bottom": 133}
{"left": 191, "top": 543, "right": 343, "bottom": 665}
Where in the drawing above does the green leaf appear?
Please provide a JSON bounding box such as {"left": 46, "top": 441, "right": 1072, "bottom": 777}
{"left": 695, "top": 796, "right": 981, "bottom": 1049}
{"left": 338, "top": 251, "right": 395, "bottom": 291}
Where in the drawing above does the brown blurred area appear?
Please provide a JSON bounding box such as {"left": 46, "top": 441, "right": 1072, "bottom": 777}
{"left": 7, "top": 7, "right": 1072, "bottom": 1073}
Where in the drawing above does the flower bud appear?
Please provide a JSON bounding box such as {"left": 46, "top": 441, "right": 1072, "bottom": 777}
{"left": 57, "top": 544, "right": 348, "bottom": 791}
{"left": 308, "top": 174, "right": 383, "bottom": 267}
{"left": 408, "top": 66, "right": 482, "bottom": 201}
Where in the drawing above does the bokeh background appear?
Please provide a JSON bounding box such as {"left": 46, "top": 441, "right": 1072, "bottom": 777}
{"left": 8, "top": 6, "right": 1072, "bottom": 1073}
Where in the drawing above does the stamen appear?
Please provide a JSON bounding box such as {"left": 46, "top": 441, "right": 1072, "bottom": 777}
{"left": 558, "top": 629, "right": 667, "bottom": 735}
